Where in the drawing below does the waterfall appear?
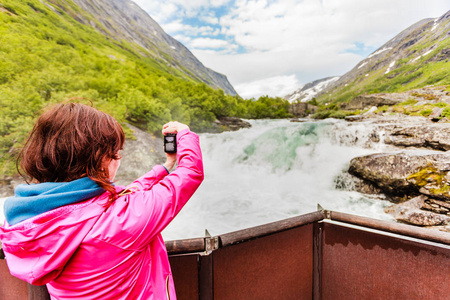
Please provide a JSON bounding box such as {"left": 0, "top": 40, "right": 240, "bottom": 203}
{"left": 162, "top": 119, "right": 394, "bottom": 240}
{"left": 0, "top": 119, "right": 395, "bottom": 238}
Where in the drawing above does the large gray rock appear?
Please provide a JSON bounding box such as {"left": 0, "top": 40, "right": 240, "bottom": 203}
{"left": 289, "top": 103, "right": 318, "bottom": 117}
{"left": 214, "top": 117, "right": 251, "bottom": 131}
{"left": 384, "top": 124, "right": 450, "bottom": 151}
{"left": 348, "top": 151, "right": 450, "bottom": 201}
{"left": 384, "top": 195, "right": 450, "bottom": 226}
{"left": 344, "top": 94, "right": 406, "bottom": 110}
{"left": 115, "top": 124, "right": 165, "bottom": 186}
{"left": 343, "top": 115, "right": 450, "bottom": 152}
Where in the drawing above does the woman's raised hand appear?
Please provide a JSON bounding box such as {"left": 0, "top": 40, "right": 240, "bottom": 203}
{"left": 162, "top": 122, "right": 189, "bottom": 172}
{"left": 162, "top": 121, "right": 189, "bottom": 135}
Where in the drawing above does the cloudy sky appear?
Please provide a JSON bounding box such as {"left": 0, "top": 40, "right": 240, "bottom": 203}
{"left": 132, "top": 0, "right": 449, "bottom": 99}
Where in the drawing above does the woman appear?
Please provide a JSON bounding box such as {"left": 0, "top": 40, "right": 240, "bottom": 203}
{"left": 0, "top": 102, "right": 204, "bottom": 299}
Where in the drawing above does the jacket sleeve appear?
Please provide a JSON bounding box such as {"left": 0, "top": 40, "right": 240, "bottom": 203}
{"left": 106, "top": 128, "right": 204, "bottom": 249}
{"left": 129, "top": 164, "right": 169, "bottom": 191}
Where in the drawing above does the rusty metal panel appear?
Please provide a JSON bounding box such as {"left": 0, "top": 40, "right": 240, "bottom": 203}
{"left": 213, "top": 224, "right": 314, "bottom": 300}
{"left": 322, "top": 222, "right": 450, "bottom": 300}
{"left": 27, "top": 284, "right": 50, "bottom": 300}
{"left": 169, "top": 254, "right": 200, "bottom": 300}
{"left": 0, "top": 260, "right": 28, "bottom": 300}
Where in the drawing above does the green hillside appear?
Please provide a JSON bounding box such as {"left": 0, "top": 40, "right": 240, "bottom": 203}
{"left": 316, "top": 13, "right": 450, "bottom": 105}
{"left": 0, "top": 1, "right": 290, "bottom": 177}
{"left": 317, "top": 45, "right": 450, "bottom": 105}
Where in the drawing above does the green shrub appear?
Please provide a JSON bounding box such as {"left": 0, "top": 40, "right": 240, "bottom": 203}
{"left": 420, "top": 109, "right": 433, "bottom": 116}
{"left": 0, "top": 0, "right": 292, "bottom": 176}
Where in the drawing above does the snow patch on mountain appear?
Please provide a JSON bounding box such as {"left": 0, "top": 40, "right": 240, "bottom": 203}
{"left": 385, "top": 60, "right": 396, "bottom": 74}
{"left": 284, "top": 76, "right": 340, "bottom": 103}
{"left": 367, "top": 47, "right": 392, "bottom": 58}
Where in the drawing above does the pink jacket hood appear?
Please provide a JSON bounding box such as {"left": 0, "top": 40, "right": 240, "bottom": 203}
{"left": 0, "top": 195, "right": 107, "bottom": 285}
{"left": 0, "top": 129, "right": 204, "bottom": 299}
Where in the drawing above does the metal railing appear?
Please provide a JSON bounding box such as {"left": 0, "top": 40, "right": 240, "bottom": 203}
{"left": 1, "top": 209, "right": 450, "bottom": 299}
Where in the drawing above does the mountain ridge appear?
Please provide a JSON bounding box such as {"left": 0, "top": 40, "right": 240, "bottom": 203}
{"left": 53, "top": 0, "right": 237, "bottom": 95}
{"left": 288, "top": 9, "right": 450, "bottom": 104}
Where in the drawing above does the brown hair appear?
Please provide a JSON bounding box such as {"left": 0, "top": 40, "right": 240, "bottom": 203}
{"left": 18, "top": 102, "right": 125, "bottom": 200}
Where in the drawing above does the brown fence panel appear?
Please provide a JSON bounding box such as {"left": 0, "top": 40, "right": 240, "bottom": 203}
{"left": 169, "top": 253, "right": 201, "bottom": 300}
{"left": 321, "top": 222, "right": 450, "bottom": 300}
{"left": 0, "top": 259, "right": 28, "bottom": 300}
{"left": 212, "top": 224, "right": 314, "bottom": 300}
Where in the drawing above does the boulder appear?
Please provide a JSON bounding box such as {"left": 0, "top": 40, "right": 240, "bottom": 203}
{"left": 384, "top": 124, "right": 450, "bottom": 151}
{"left": 289, "top": 103, "right": 318, "bottom": 117}
{"left": 345, "top": 94, "right": 406, "bottom": 110}
{"left": 384, "top": 195, "right": 450, "bottom": 226}
{"left": 429, "top": 107, "right": 444, "bottom": 121}
{"left": 348, "top": 151, "right": 450, "bottom": 201}
{"left": 215, "top": 117, "right": 251, "bottom": 131}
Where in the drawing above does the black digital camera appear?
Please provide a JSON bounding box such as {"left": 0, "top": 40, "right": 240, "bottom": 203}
{"left": 164, "top": 133, "right": 177, "bottom": 153}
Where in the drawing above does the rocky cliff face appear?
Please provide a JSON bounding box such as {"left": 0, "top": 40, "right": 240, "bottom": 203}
{"left": 54, "top": 0, "right": 237, "bottom": 95}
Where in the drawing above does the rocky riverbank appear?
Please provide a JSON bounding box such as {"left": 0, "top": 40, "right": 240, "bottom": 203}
{"left": 338, "top": 86, "right": 450, "bottom": 231}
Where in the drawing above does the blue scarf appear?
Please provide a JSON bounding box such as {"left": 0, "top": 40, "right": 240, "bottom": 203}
{"left": 4, "top": 177, "right": 105, "bottom": 226}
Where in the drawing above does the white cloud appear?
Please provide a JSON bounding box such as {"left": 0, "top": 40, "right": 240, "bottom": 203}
{"left": 234, "top": 74, "right": 300, "bottom": 98}
{"left": 162, "top": 20, "right": 219, "bottom": 37}
{"left": 210, "top": 0, "right": 233, "bottom": 7}
{"left": 199, "top": 12, "right": 219, "bottom": 25}
{"left": 133, "top": 0, "right": 450, "bottom": 98}
{"left": 190, "top": 38, "right": 233, "bottom": 49}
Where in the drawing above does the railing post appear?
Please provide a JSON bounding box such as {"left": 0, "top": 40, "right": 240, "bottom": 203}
{"left": 198, "top": 252, "right": 213, "bottom": 300}
{"left": 313, "top": 221, "right": 323, "bottom": 300}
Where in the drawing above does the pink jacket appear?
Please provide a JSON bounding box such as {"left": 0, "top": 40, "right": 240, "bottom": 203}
{"left": 0, "top": 129, "right": 204, "bottom": 299}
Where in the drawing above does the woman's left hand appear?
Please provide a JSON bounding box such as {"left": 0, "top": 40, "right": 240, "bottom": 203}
{"left": 161, "top": 122, "right": 189, "bottom": 172}
{"left": 162, "top": 121, "right": 189, "bottom": 135}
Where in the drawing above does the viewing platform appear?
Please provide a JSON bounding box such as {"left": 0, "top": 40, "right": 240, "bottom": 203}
{"left": 1, "top": 208, "right": 449, "bottom": 299}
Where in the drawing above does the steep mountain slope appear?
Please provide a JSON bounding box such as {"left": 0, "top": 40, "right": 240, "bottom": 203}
{"left": 0, "top": 0, "right": 291, "bottom": 177}
{"left": 315, "top": 10, "right": 450, "bottom": 104}
{"left": 46, "top": 0, "right": 237, "bottom": 95}
{"left": 284, "top": 76, "right": 339, "bottom": 102}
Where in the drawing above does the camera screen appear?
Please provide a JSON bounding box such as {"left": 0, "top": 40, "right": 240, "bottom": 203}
{"left": 166, "top": 143, "right": 175, "bottom": 152}
{"left": 164, "top": 134, "right": 177, "bottom": 153}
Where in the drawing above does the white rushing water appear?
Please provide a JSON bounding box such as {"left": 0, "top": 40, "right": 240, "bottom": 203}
{"left": 0, "top": 119, "right": 396, "bottom": 239}
{"left": 162, "top": 119, "right": 394, "bottom": 240}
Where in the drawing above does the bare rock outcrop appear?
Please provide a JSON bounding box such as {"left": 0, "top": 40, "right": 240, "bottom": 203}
{"left": 343, "top": 94, "right": 406, "bottom": 110}
{"left": 342, "top": 86, "right": 450, "bottom": 111}
{"left": 349, "top": 151, "right": 450, "bottom": 226}
{"left": 384, "top": 124, "right": 450, "bottom": 151}
{"left": 349, "top": 151, "right": 450, "bottom": 200}
{"left": 115, "top": 124, "right": 165, "bottom": 186}
{"left": 385, "top": 195, "right": 450, "bottom": 227}
{"left": 289, "top": 103, "right": 318, "bottom": 117}
{"left": 215, "top": 117, "right": 251, "bottom": 131}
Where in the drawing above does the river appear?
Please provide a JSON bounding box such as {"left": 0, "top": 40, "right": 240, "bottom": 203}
{"left": 0, "top": 119, "right": 396, "bottom": 240}
{"left": 161, "top": 118, "right": 394, "bottom": 240}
